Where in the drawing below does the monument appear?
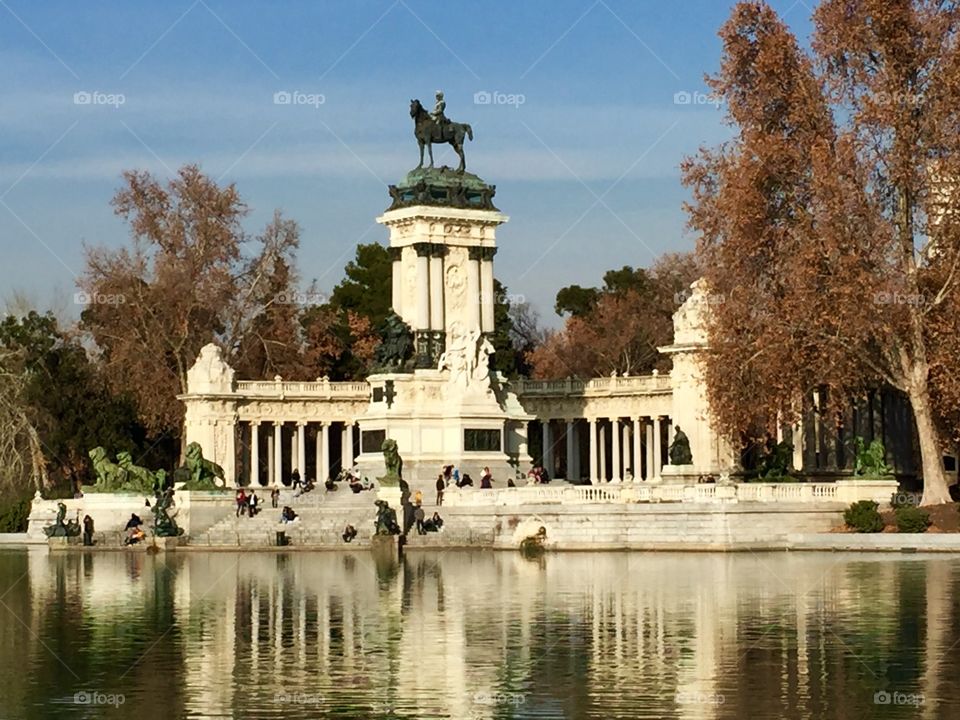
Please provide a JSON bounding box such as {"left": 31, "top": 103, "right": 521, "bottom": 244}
{"left": 355, "top": 94, "right": 534, "bottom": 490}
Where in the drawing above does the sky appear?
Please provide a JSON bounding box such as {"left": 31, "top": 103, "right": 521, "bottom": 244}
{"left": 0, "top": 0, "right": 815, "bottom": 326}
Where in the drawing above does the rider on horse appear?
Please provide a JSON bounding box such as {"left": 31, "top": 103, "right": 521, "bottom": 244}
{"left": 431, "top": 90, "right": 449, "bottom": 139}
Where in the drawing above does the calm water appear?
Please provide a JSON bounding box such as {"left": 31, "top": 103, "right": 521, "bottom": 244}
{"left": 0, "top": 549, "right": 959, "bottom": 719}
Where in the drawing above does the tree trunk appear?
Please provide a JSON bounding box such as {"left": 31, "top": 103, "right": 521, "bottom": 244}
{"left": 908, "top": 378, "right": 952, "bottom": 505}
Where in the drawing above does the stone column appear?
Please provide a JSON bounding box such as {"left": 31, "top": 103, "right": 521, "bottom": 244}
{"left": 645, "top": 419, "right": 654, "bottom": 481}
{"left": 599, "top": 422, "right": 607, "bottom": 483}
{"left": 320, "top": 423, "right": 330, "bottom": 483}
{"left": 467, "top": 247, "right": 481, "bottom": 331}
{"left": 633, "top": 418, "right": 642, "bottom": 483}
{"left": 565, "top": 420, "right": 576, "bottom": 482}
{"left": 250, "top": 422, "right": 259, "bottom": 487}
{"left": 588, "top": 418, "right": 598, "bottom": 485}
{"left": 289, "top": 432, "right": 297, "bottom": 479}
{"left": 429, "top": 250, "right": 444, "bottom": 331}
{"left": 652, "top": 417, "right": 662, "bottom": 481}
{"left": 267, "top": 429, "right": 274, "bottom": 486}
{"left": 611, "top": 417, "right": 621, "bottom": 484}
{"left": 343, "top": 422, "right": 355, "bottom": 471}
{"left": 541, "top": 420, "right": 552, "bottom": 474}
{"left": 622, "top": 421, "right": 631, "bottom": 478}
{"left": 415, "top": 245, "right": 430, "bottom": 330}
{"left": 480, "top": 247, "right": 497, "bottom": 334}
{"left": 273, "top": 422, "right": 283, "bottom": 486}
{"left": 297, "top": 422, "right": 306, "bottom": 477}
{"left": 314, "top": 423, "right": 322, "bottom": 485}
{"left": 389, "top": 246, "right": 402, "bottom": 315}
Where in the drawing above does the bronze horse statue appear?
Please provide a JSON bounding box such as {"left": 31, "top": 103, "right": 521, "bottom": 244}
{"left": 410, "top": 99, "right": 473, "bottom": 172}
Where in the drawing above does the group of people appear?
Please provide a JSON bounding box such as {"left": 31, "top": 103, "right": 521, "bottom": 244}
{"left": 527, "top": 464, "right": 551, "bottom": 484}
{"left": 234, "top": 488, "right": 262, "bottom": 518}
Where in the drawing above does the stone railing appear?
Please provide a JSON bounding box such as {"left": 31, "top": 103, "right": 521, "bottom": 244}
{"left": 234, "top": 379, "right": 370, "bottom": 399}
{"left": 514, "top": 374, "right": 672, "bottom": 397}
{"left": 442, "top": 479, "right": 898, "bottom": 507}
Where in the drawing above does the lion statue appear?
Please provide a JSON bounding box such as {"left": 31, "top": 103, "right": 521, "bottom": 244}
{"left": 116, "top": 451, "right": 159, "bottom": 493}
{"left": 88, "top": 447, "right": 130, "bottom": 492}
{"left": 378, "top": 438, "right": 403, "bottom": 488}
{"left": 178, "top": 442, "right": 226, "bottom": 491}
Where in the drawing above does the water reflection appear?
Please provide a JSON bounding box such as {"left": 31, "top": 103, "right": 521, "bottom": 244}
{"left": 0, "top": 549, "right": 959, "bottom": 719}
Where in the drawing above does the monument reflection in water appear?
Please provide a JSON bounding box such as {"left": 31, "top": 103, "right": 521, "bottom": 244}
{"left": 1, "top": 550, "right": 958, "bottom": 719}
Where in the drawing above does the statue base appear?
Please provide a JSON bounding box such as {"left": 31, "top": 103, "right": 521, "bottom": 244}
{"left": 48, "top": 536, "right": 79, "bottom": 551}
{"left": 152, "top": 536, "right": 179, "bottom": 551}
{"left": 377, "top": 486, "right": 401, "bottom": 508}
{"left": 659, "top": 464, "right": 701, "bottom": 485}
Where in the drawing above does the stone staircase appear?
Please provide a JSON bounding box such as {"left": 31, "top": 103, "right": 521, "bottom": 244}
{"left": 188, "top": 487, "right": 388, "bottom": 547}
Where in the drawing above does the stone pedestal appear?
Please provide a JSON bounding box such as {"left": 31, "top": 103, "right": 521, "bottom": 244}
{"left": 377, "top": 486, "right": 402, "bottom": 508}
{"left": 47, "top": 536, "right": 79, "bottom": 551}
{"left": 659, "top": 464, "right": 701, "bottom": 485}
{"left": 153, "top": 536, "right": 179, "bottom": 551}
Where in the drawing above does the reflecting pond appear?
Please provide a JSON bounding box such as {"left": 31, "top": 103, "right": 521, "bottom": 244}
{"left": 0, "top": 549, "right": 958, "bottom": 719}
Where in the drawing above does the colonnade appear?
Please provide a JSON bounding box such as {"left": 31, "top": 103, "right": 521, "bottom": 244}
{"left": 240, "top": 420, "right": 356, "bottom": 487}
{"left": 391, "top": 243, "right": 498, "bottom": 365}
{"left": 537, "top": 416, "right": 670, "bottom": 484}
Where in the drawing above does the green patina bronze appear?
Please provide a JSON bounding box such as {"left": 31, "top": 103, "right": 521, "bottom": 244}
{"left": 377, "top": 438, "right": 403, "bottom": 488}
{"left": 178, "top": 442, "right": 226, "bottom": 491}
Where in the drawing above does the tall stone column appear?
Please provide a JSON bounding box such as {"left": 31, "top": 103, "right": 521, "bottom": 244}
{"left": 588, "top": 418, "right": 598, "bottom": 485}
{"left": 622, "top": 421, "right": 631, "bottom": 477}
{"left": 342, "top": 422, "right": 355, "bottom": 471}
{"left": 599, "top": 422, "right": 607, "bottom": 483}
{"left": 467, "top": 247, "right": 481, "bottom": 331}
{"left": 389, "top": 246, "right": 402, "bottom": 316}
{"left": 652, "top": 417, "right": 662, "bottom": 481}
{"left": 611, "top": 417, "right": 621, "bottom": 484}
{"left": 273, "top": 422, "right": 283, "bottom": 486}
{"left": 479, "top": 247, "right": 497, "bottom": 333}
{"left": 414, "top": 243, "right": 431, "bottom": 366}
{"left": 565, "top": 420, "right": 576, "bottom": 482}
{"left": 645, "top": 419, "right": 654, "bottom": 481}
{"left": 429, "top": 249, "right": 444, "bottom": 331}
{"left": 267, "top": 430, "right": 274, "bottom": 487}
{"left": 633, "top": 418, "right": 642, "bottom": 483}
{"left": 297, "top": 422, "right": 306, "bottom": 477}
{"left": 541, "top": 420, "right": 552, "bottom": 474}
{"left": 320, "top": 423, "right": 330, "bottom": 483}
{"left": 250, "top": 422, "right": 259, "bottom": 487}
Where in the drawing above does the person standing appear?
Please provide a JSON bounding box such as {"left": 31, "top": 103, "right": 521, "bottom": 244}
{"left": 248, "top": 490, "right": 259, "bottom": 517}
{"left": 235, "top": 488, "right": 247, "bottom": 517}
{"left": 435, "top": 474, "right": 445, "bottom": 506}
{"left": 414, "top": 489, "right": 423, "bottom": 507}
{"left": 270, "top": 487, "right": 280, "bottom": 508}
{"left": 291, "top": 468, "right": 302, "bottom": 492}
{"left": 82, "top": 515, "right": 95, "bottom": 546}
{"left": 480, "top": 466, "right": 493, "bottom": 489}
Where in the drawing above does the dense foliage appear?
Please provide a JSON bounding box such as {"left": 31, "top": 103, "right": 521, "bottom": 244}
{"left": 844, "top": 500, "right": 885, "bottom": 533}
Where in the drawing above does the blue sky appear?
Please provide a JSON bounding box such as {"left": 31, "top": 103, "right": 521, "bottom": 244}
{"left": 0, "top": 0, "right": 814, "bottom": 326}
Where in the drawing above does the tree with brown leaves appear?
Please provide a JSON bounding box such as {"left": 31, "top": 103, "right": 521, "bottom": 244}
{"left": 683, "top": 0, "right": 960, "bottom": 504}
{"left": 528, "top": 253, "right": 699, "bottom": 379}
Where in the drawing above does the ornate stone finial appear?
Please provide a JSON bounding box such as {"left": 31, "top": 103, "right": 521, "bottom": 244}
{"left": 186, "top": 343, "right": 235, "bottom": 395}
